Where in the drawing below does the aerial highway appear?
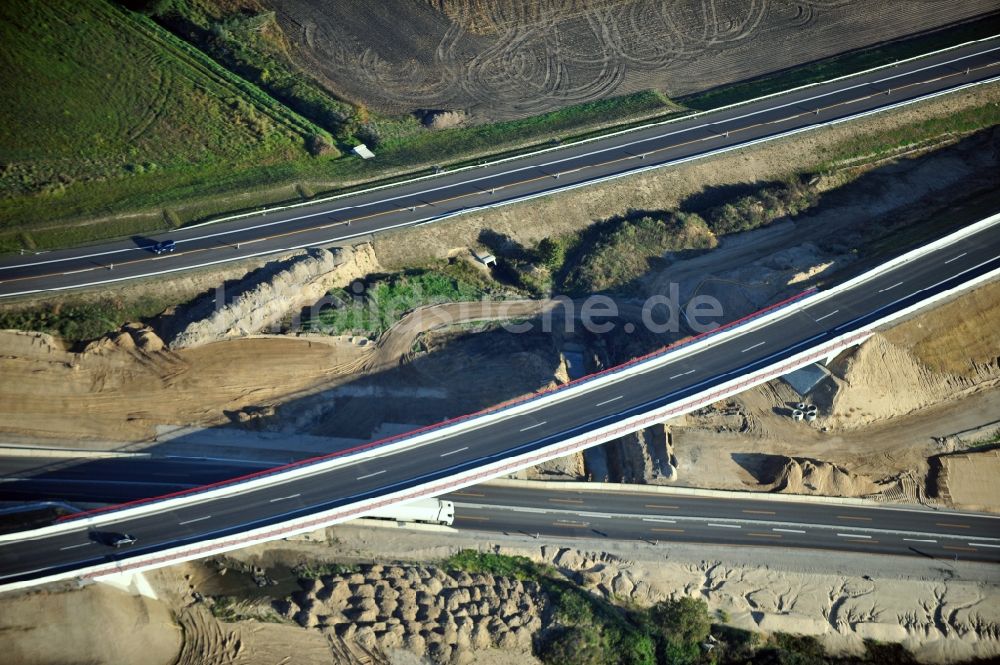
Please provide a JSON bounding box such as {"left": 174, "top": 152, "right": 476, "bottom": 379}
{"left": 444, "top": 484, "right": 1000, "bottom": 563}
{"left": 3, "top": 459, "right": 998, "bottom": 563}
{"left": 0, "top": 216, "right": 998, "bottom": 589}
{"left": 0, "top": 39, "right": 998, "bottom": 297}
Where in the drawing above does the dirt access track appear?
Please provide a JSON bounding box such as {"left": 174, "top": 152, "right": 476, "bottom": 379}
{"left": 271, "top": 0, "right": 996, "bottom": 119}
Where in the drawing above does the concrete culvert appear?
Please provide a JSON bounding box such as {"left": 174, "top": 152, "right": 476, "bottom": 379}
{"left": 792, "top": 409, "right": 804, "bottom": 421}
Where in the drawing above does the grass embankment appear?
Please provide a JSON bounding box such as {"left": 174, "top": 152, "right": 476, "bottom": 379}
{"left": 679, "top": 13, "right": 1000, "bottom": 111}
{"left": 443, "top": 551, "right": 926, "bottom": 665}
{"left": 815, "top": 100, "right": 1000, "bottom": 170}
{"left": 0, "top": 0, "right": 325, "bottom": 253}
{"left": 301, "top": 260, "right": 513, "bottom": 338}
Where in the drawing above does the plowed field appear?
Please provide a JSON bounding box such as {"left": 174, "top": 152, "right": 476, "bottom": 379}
{"left": 268, "top": 0, "right": 997, "bottom": 120}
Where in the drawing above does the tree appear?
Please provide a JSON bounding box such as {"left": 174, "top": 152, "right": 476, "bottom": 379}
{"left": 648, "top": 597, "right": 712, "bottom": 665}
{"left": 535, "top": 236, "right": 565, "bottom": 269}
{"left": 305, "top": 133, "right": 336, "bottom": 157}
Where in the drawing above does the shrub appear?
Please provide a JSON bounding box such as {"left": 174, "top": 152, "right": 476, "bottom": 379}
{"left": 560, "top": 211, "right": 713, "bottom": 294}
{"left": 442, "top": 550, "right": 543, "bottom": 580}
{"left": 303, "top": 266, "right": 494, "bottom": 337}
{"left": 705, "top": 179, "right": 817, "bottom": 236}
{"left": 540, "top": 625, "right": 607, "bottom": 665}
{"left": 752, "top": 633, "right": 827, "bottom": 665}
{"left": 535, "top": 236, "right": 566, "bottom": 270}
{"left": 305, "top": 133, "right": 336, "bottom": 157}
{"left": 647, "top": 597, "right": 712, "bottom": 664}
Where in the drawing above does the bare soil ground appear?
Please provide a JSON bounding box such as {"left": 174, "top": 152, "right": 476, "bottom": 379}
{"left": 936, "top": 450, "right": 1000, "bottom": 512}
{"left": 659, "top": 277, "right": 1000, "bottom": 507}
{"left": 267, "top": 0, "right": 996, "bottom": 120}
{"left": 0, "top": 583, "right": 181, "bottom": 665}
{"left": 0, "top": 299, "right": 559, "bottom": 446}
{"left": 0, "top": 329, "right": 371, "bottom": 443}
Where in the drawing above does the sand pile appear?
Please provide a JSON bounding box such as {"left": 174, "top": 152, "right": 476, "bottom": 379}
{"left": 170, "top": 244, "right": 379, "bottom": 349}
{"left": 0, "top": 329, "right": 65, "bottom": 356}
{"left": 279, "top": 563, "right": 545, "bottom": 664}
{"left": 826, "top": 334, "right": 989, "bottom": 430}
{"left": 84, "top": 322, "right": 165, "bottom": 354}
{"left": 933, "top": 450, "right": 1000, "bottom": 512}
{"left": 765, "top": 457, "right": 882, "bottom": 497}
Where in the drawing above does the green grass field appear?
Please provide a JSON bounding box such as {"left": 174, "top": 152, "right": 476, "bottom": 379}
{"left": 0, "top": 0, "right": 322, "bottom": 251}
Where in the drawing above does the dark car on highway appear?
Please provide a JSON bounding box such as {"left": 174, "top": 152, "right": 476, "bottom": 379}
{"left": 152, "top": 239, "right": 176, "bottom": 254}
{"left": 90, "top": 531, "right": 138, "bottom": 548}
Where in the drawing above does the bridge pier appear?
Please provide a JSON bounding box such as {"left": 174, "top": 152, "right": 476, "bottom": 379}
{"left": 96, "top": 571, "right": 158, "bottom": 599}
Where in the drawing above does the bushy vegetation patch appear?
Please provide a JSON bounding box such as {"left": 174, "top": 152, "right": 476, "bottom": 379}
{"left": 302, "top": 261, "right": 509, "bottom": 338}
{"left": 0, "top": 294, "right": 175, "bottom": 343}
{"left": 704, "top": 178, "right": 818, "bottom": 236}
{"left": 554, "top": 211, "right": 715, "bottom": 295}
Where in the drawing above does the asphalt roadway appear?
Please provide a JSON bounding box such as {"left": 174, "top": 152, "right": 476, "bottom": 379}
{"left": 1, "top": 39, "right": 998, "bottom": 297}
{"left": 444, "top": 484, "right": 1000, "bottom": 563}
{"left": 1, "top": 216, "right": 998, "bottom": 586}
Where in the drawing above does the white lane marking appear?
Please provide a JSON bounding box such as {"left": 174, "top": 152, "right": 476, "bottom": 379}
{"left": 838, "top": 533, "right": 871, "bottom": 539}
{"left": 440, "top": 446, "right": 469, "bottom": 458}
{"left": 903, "top": 538, "right": 937, "bottom": 543}
{"left": 59, "top": 542, "right": 92, "bottom": 551}
{"left": 579, "top": 512, "right": 613, "bottom": 519}
{"left": 878, "top": 280, "right": 904, "bottom": 293}
{"left": 968, "top": 542, "right": 1000, "bottom": 549}
{"left": 642, "top": 517, "right": 677, "bottom": 524}
{"left": 773, "top": 528, "right": 806, "bottom": 534}
{"left": 356, "top": 470, "right": 387, "bottom": 481}
{"left": 708, "top": 523, "right": 741, "bottom": 529}
{"left": 269, "top": 493, "right": 301, "bottom": 503}
{"left": 669, "top": 369, "right": 697, "bottom": 379}
{"left": 595, "top": 396, "right": 624, "bottom": 407}
{"left": 519, "top": 421, "right": 547, "bottom": 432}
{"left": 179, "top": 515, "right": 212, "bottom": 526}
{"left": 814, "top": 309, "right": 839, "bottom": 322}
{"left": 741, "top": 341, "right": 766, "bottom": 353}
{"left": 944, "top": 251, "right": 968, "bottom": 264}
{"left": 511, "top": 507, "right": 546, "bottom": 513}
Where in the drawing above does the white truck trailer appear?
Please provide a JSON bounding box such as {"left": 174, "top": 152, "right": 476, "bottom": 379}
{"left": 363, "top": 498, "right": 455, "bottom": 526}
